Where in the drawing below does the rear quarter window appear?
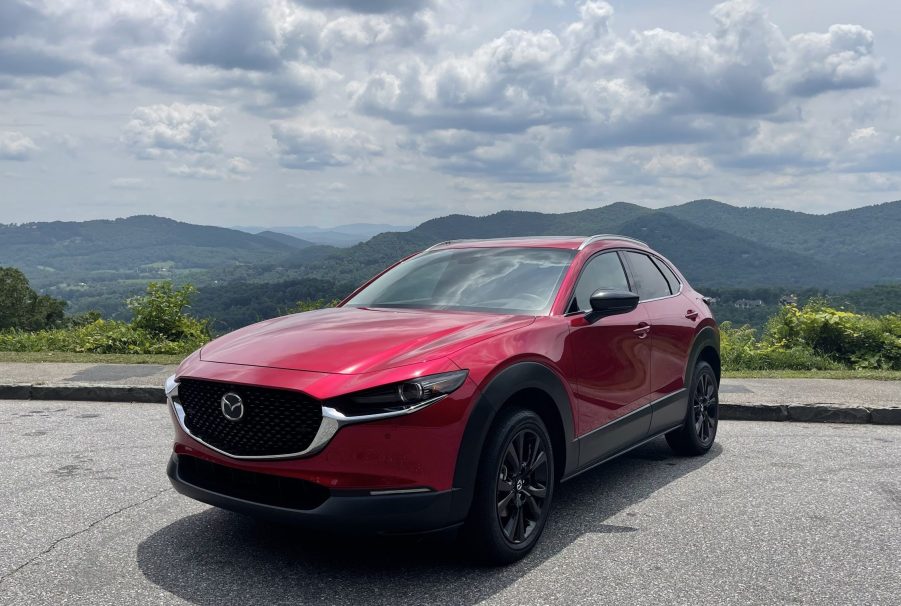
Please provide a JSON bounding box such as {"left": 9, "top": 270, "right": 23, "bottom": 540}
{"left": 652, "top": 257, "right": 680, "bottom": 294}
{"left": 623, "top": 251, "right": 672, "bottom": 300}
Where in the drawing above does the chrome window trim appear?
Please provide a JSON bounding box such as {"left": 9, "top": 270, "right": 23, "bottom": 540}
{"left": 165, "top": 375, "right": 446, "bottom": 461}
{"left": 619, "top": 250, "right": 684, "bottom": 304}
{"left": 562, "top": 248, "right": 684, "bottom": 315}
{"left": 565, "top": 249, "right": 632, "bottom": 314}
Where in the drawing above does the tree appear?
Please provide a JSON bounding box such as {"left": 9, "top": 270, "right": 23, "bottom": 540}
{"left": 0, "top": 267, "right": 67, "bottom": 330}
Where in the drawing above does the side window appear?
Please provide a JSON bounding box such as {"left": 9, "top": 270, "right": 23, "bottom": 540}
{"left": 570, "top": 252, "right": 630, "bottom": 312}
{"left": 624, "top": 252, "right": 671, "bottom": 301}
{"left": 652, "top": 257, "right": 680, "bottom": 294}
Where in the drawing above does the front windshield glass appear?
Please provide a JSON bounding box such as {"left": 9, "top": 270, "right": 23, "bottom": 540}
{"left": 346, "top": 247, "right": 575, "bottom": 315}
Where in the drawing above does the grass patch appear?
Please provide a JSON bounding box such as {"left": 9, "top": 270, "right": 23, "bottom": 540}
{"left": 723, "top": 369, "right": 901, "bottom": 380}
{"left": 0, "top": 351, "right": 184, "bottom": 365}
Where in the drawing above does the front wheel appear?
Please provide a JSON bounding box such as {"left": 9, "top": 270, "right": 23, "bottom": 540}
{"left": 462, "top": 408, "right": 554, "bottom": 565}
{"left": 666, "top": 360, "right": 719, "bottom": 455}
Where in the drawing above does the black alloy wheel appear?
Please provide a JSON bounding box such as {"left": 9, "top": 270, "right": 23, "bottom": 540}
{"left": 666, "top": 360, "right": 719, "bottom": 455}
{"left": 463, "top": 408, "right": 555, "bottom": 565}
{"left": 693, "top": 371, "right": 718, "bottom": 446}
{"left": 496, "top": 428, "right": 550, "bottom": 544}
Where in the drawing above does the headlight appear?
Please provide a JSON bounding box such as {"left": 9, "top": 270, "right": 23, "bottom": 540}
{"left": 329, "top": 370, "right": 469, "bottom": 418}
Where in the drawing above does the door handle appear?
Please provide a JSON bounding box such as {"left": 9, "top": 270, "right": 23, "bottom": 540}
{"left": 633, "top": 323, "right": 651, "bottom": 338}
{"left": 685, "top": 310, "right": 699, "bottom": 321}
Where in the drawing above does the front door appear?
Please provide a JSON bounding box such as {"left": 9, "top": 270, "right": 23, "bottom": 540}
{"left": 566, "top": 251, "right": 652, "bottom": 466}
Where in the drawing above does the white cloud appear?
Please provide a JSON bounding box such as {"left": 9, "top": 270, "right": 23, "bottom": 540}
{"left": 0, "top": 131, "right": 38, "bottom": 160}
{"left": 271, "top": 122, "right": 383, "bottom": 169}
{"left": 0, "top": 0, "right": 897, "bottom": 224}
{"left": 294, "top": 0, "right": 431, "bottom": 14}
{"left": 778, "top": 25, "right": 881, "bottom": 97}
{"left": 122, "top": 103, "right": 224, "bottom": 159}
{"left": 353, "top": 0, "right": 883, "bottom": 161}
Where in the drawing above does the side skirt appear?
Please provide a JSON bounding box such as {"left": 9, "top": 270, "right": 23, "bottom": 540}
{"left": 564, "top": 388, "right": 688, "bottom": 482}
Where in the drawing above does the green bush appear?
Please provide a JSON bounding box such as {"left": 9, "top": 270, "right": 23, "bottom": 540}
{"left": 0, "top": 281, "right": 209, "bottom": 355}
{"left": 722, "top": 300, "right": 901, "bottom": 371}
{"left": 127, "top": 282, "right": 210, "bottom": 343}
{"left": 763, "top": 299, "right": 900, "bottom": 370}
{"left": 721, "top": 322, "right": 840, "bottom": 371}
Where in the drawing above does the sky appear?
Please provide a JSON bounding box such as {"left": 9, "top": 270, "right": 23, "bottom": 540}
{"left": 1, "top": 0, "right": 899, "bottom": 227}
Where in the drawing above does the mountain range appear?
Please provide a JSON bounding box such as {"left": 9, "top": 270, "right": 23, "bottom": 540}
{"left": 233, "top": 223, "right": 412, "bottom": 247}
{"left": 1, "top": 199, "right": 898, "bottom": 328}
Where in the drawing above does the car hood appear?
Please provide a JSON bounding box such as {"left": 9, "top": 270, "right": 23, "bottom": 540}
{"left": 200, "top": 306, "right": 534, "bottom": 375}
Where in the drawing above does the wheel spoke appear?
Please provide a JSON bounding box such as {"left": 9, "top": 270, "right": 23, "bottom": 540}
{"left": 515, "top": 505, "right": 525, "bottom": 542}
{"left": 524, "top": 483, "right": 546, "bottom": 499}
{"left": 505, "top": 443, "right": 520, "bottom": 469}
{"left": 514, "top": 432, "right": 525, "bottom": 468}
{"left": 529, "top": 448, "right": 546, "bottom": 473}
{"left": 497, "top": 478, "right": 514, "bottom": 494}
{"left": 497, "top": 490, "right": 515, "bottom": 515}
{"left": 503, "top": 509, "right": 517, "bottom": 540}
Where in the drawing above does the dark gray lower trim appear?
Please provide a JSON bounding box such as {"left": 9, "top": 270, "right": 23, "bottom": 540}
{"left": 167, "top": 454, "right": 461, "bottom": 534}
{"left": 648, "top": 388, "right": 690, "bottom": 434}
{"left": 575, "top": 403, "right": 653, "bottom": 468}
{"left": 563, "top": 424, "right": 682, "bottom": 483}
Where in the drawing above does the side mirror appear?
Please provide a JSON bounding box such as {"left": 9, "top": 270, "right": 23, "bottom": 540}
{"left": 586, "top": 290, "right": 639, "bottom": 324}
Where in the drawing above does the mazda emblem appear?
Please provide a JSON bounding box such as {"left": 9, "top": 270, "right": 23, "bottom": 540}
{"left": 221, "top": 392, "right": 244, "bottom": 421}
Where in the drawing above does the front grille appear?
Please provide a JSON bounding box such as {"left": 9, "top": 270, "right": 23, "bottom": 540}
{"left": 178, "top": 378, "right": 322, "bottom": 457}
{"left": 177, "top": 455, "right": 330, "bottom": 510}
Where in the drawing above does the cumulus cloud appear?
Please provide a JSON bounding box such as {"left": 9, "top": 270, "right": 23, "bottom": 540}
{"left": 177, "top": 0, "right": 284, "bottom": 71}
{"left": 122, "top": 103, "right": 224, "bottom": 159}
{"left": 0, "top": 0, "right": 895, "bottom": 215}
{"left": 121, "top": 103, "right": 253, "bottom": 180}
{"left": 271, "top": 122, "right": 383, "bottom": 169}
{"left": 777, "top": 25, "right": 881, "bottom": 97}
{"left": 0, "top": 131, "right": 38, "bottom": 160}
{"left": 352, "top": 0, "right": 882, "bottom": 167}
{"left": 294, "top": 0, "right": 431, "bottom": 14}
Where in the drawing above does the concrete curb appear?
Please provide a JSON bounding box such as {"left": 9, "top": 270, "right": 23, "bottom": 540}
{"left": 0, "top": 384, "right": 899, "bottom": 424}
{"left": 718, "top": 403, "right": 900, "bottom": 424}
{"left": 0, "top": 384, "right": 165, "bottom": 404}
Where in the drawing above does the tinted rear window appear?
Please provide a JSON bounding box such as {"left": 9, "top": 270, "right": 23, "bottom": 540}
{"left": 652, "top": 257, "right": 680, "bottom": 294}
{"left": 623, "top": 252, "right": 671, "bottom": 300}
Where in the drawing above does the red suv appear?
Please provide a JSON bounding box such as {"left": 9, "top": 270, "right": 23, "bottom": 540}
{"left": 166, "top": 235, "right": 719, "bottom": 563}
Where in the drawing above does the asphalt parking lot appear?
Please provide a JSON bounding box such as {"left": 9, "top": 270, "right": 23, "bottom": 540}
{"left": 1, "top": 400, "right": 899, "bottom": 606}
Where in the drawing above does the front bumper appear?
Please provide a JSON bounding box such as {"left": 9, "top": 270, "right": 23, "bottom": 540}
{"left": 167, "top": 454, "right": 462, "bottom": 534}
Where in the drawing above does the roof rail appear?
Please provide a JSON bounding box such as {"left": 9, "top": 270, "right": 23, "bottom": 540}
{"left": 422, "top": 239, "right": 476, "bottom": 252}
{"left": 423, "top": 235, "right": 582, "bottom": 253}
{"left": 578, "top": 234, "right": 647, "bottom": 250}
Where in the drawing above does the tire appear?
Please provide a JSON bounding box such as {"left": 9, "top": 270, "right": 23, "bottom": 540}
{"left": 666, "top": 360, "right": 719, "bottom": 456}
{"left": 462, "top": 408, "right": 555, "bottom": 565}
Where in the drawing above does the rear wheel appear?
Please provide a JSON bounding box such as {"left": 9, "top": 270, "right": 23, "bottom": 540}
{"left": 666, "top": 360, "right": 718, "bottom": 455}
{"left": 462, "top": 408, "right": 554, "bottom": 565}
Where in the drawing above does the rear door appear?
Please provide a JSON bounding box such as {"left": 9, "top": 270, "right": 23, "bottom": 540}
{"left": 621, "top": 251, "right": 696, "bottom": 431}
{"left": 566, "top": 251, "right": 652, "bottom": 465}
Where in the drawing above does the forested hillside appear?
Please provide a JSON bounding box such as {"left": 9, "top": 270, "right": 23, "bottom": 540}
{"left": 4, "top": 199, "right": 899, "bottom": 330}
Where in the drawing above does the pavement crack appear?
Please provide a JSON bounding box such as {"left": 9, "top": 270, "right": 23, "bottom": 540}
{"left": 0, "top": 487, "right": 172, "bottom": 586}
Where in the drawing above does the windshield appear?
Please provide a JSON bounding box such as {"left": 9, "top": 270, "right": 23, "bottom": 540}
{"left": 346, "top": 247, "right": 575, "bottom": 315}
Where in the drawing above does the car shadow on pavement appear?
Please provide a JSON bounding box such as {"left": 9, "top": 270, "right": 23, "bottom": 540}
{"left": 137, "top": 437, "right": 721, "bottom": 606}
